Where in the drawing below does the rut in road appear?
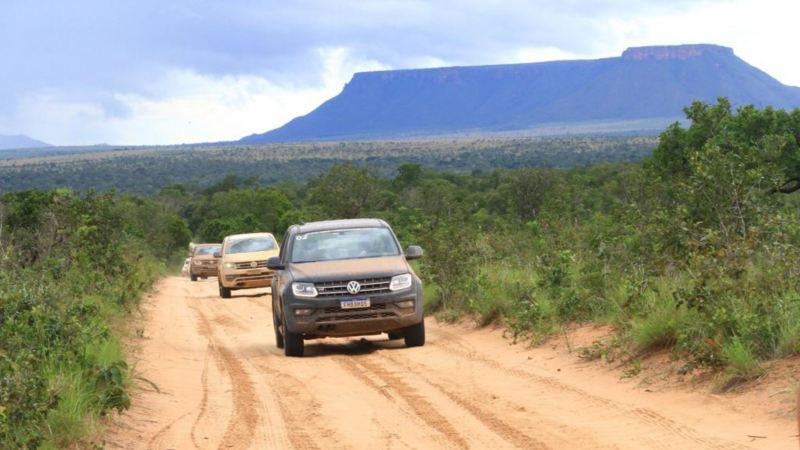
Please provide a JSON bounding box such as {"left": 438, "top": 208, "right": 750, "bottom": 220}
{"left": 192, "top": 308, "right": 261, "bottom": 449}
{"left": 104, "top": 277, "right": 797, "bottom": 450}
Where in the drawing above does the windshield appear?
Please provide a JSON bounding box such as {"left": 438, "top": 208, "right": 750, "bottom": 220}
{"left": 194, "top": 246, "right": 220, "bottom": 256}
{"left": 291, "top": 227, "right": 400, "bottom": 263}
{"left": 225, "top": 237, "right": 276, "bottom": 255}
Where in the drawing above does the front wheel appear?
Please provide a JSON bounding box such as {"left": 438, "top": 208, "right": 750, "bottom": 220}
{"left": 219, "top": 284, "right": 232, "bottom": 299}
{"left": 190, "top": 274, "right": 198, "bottom": 282}
{"left": 273, "top": 308, "right": 284, "bottom": 349}
{"left": 284, "top": 325, "right": 304, "bottom": 357}
{"left": 404, "top": 321, "right": 426, "bottom": 348}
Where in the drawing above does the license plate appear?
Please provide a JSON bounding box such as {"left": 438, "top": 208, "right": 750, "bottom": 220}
{"left": 340, "top": 298, "right": 370, "bottom": 309}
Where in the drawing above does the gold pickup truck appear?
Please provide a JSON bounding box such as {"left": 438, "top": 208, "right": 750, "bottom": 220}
{"left": 217, "top": 232, "right": 279, "bottom": 298}
{"left": 190, "top": 243, "right": 221, "bottom": 281}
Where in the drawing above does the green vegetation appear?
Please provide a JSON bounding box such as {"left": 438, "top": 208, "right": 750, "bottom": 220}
{"left": 0, "top": 137, "right": 656, "bottom": 194}
{"left": 0, "top": 190, "right": 189, "bottom": 448}
{"left": 2, "top": 99, "right": 799, "bottom": 447}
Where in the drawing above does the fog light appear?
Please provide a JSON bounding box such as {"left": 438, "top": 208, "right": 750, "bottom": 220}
{"left": 294, "top": 308, "right": 313, "bottom": 316}
{"left": 395, "top": 300, "right": 414, "bottom": 309}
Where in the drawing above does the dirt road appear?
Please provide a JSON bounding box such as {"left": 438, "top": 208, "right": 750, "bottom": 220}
{"left": 105, "top": 277, "right": 795, "bottom": 449}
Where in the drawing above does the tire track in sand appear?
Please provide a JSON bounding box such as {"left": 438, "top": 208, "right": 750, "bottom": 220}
{"left": 192, "top": 306, "right": 261, "bottom": 450}
{"left": 372, "top": 352, "right": 549, "bottom": 450}
{"left": 427, "top": 328, "right": 746, "bottom": 450}
{"left": 250, "top": 359, "right": 327, "bottom": 450}
{"left": 335, "top": 354, "right": 470, "bottom": 449}
{"left": 146, "top": 411, "right": 194, "bottom": 450}
{"left": 189, "top": 348, "right": 212, "bottom": 449}
{"left": 204, "top": 299, "right": 327, "bottom": 450}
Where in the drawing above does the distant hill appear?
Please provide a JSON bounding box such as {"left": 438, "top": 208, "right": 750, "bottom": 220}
{"left": 242, "top": 44, "right": 800, "bottom": 143}
{"left": 0, "top": 134, "right": 51, "bottom": 150}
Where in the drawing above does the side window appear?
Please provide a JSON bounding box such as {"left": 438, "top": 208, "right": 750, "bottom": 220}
{"left": 279, "top": 231, "right": 290, "bottom": 262}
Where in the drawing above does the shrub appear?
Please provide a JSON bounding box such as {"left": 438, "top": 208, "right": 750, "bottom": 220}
{"left": 718, "top": 338, "right": 765, "bottom": 391}
{"left": 0, "top": 190, "right": 177, "bottom": 448}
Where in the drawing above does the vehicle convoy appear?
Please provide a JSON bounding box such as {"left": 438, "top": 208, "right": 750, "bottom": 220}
{"left": 189, "top": 243, "right": 221, "bottom": 281}
{"left": 268, "top": 219, "right": 425, "bottom": 357}
{"left": 217, "top": 232, "right": 279, "bottom": 298}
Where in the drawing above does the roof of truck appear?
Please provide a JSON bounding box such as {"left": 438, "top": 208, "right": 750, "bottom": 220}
{"left": 223, "top": 232, "right": 275, "bottom": 241}
{"left": 291, "top": 218, "right": 390, "bottom": 234}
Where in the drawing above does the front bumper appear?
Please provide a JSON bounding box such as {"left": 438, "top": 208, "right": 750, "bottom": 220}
{"left": 219, "top": 269, "right": 272, "bottom": 289}
{"left": 191, "top": 264, "right": 219, "bottom": 277}
{"left": 283, "top": 284, "right": 423, "bottom": 338}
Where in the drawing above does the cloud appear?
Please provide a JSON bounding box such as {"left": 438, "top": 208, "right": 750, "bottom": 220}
{"left": 602, "top": 0, "right": 800, "bottom": 86}
{"left": 1, "top": 0, "right": 797, "bottom": 144}
{"left": 3, "top": 47, "right": 387, "bottom": 145}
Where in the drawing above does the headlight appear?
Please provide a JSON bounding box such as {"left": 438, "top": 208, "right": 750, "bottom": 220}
{"left": 389, "top": 273, "right": 413, "bottom": 291}
{"left": 193, "top": 260, "right": 203, "bottom": 265}
{"left": 224, "top": 262, "right": 235, "bottom": 269}
{"left": 292, "top": 282, "right": 318, "bottom": 298}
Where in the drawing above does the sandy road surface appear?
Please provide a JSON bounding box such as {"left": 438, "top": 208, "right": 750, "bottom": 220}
{"left": 105, "top": 277, "right": 795, "bottom": 449}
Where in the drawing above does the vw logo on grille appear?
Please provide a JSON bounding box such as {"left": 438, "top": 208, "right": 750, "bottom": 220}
{"left": 250, "top": 261, "right": 258, "bottom": 268}
{"left": 346, "top": 280, "right": 361, "bottom": 295}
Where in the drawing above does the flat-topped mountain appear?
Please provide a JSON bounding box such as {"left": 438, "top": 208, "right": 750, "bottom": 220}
{"left": 0, "top": 134, "right": 51, "bottom": 150}
{"left": 242, "top": 44, "right": 800, "bottom": 142}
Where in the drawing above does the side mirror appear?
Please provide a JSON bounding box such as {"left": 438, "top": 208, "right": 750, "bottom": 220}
{"left": 213, "top": 252, "right": 222, "bottom": 258}
{"left": 267, "top": 256, "right": 285, "bottom": 270}
{"left": 405, "top": 245, "right": 423, "bottom": 261}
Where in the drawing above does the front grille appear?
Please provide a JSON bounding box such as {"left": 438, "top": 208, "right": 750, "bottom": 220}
{"left": 316, "top": 303, "right": 397, "bottom": 323}
{"left": 316, "top": 311, "right": 397, "bottom": 323}
{"left": 234, "top": 260, "right": 268, "bottom": 270}
{"left": 316, "top": 277, "right": 391, "bottom": 298}
{"left": 202, "top": 260, "right": 217, "bottom": 266}
{"left": 226, "top": 274, "right": 269, "bottom": 282}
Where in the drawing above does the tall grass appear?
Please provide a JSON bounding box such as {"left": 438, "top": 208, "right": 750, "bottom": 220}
{"left": 0, "top": 190, "right": 177, "bottom": 449}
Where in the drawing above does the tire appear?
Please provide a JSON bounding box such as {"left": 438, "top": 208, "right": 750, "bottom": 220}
{"left": 273, "top": 307, "right": 284, "bottom": 349}
{"left": 219, "top": 284, "right": 232, "bottom": 299}
{"left": 284, "top": 324, "right": 304, "bottom": 357}
{"left": 190, "top": 274, "right": 198, "bottom": 282}
{"left": 404, "top": 320, "right": 425, "bottom": 348}
{"left": 387, "top": 331, "right": 403, "bottom": 340}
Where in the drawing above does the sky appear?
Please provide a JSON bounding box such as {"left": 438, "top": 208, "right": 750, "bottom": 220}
{"left": 1, "top": 0, "right": 799, "bottom": 146}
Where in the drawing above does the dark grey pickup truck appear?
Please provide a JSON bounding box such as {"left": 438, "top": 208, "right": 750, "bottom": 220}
{"left": 267, "top": 218, "right": 425, "bottom": 357}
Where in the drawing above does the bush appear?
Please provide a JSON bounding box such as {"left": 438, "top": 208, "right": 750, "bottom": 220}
{"left": 718, "top": 338, "right": 765, "bottom": 390}
{"left": 0, "top": 190, "right": 177, "bottom": 448}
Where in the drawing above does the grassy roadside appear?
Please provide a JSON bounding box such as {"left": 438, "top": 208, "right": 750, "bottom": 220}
{"left": 423, "top": 231, "right": 800, "bottom": 391}
{"left": 0, "top": 190, "right": 187, "bottom": 449}
{"left": 410, "top": 102, "right": 800, "bottom": 390}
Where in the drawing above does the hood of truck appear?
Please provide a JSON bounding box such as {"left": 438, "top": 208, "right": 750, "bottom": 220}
{"left": 289, "top": 256, "right": 408, "bottom": 282}
{"left": 221, "top": 249, "right": 279, "bottom": 264}
{"left": 192, "top": 254, "right": 219, "bottom": 262}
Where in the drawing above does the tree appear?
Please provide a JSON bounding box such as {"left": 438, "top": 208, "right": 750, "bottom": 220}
{"left": 306, "top": 164, "right": 386, "bottom": 218}
{"left": 650, "top": 98, "right": 800, "bottom": 194}
{"left": 198, "top": 215, "right": 265, "bottom": 242}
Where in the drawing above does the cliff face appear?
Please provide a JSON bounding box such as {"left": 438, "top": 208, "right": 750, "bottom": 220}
{"left": 621, "top": 44, "right": 734, "bottom": 60}
{"left": 242, "top": 44, "right": 800, "bottom": 142}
